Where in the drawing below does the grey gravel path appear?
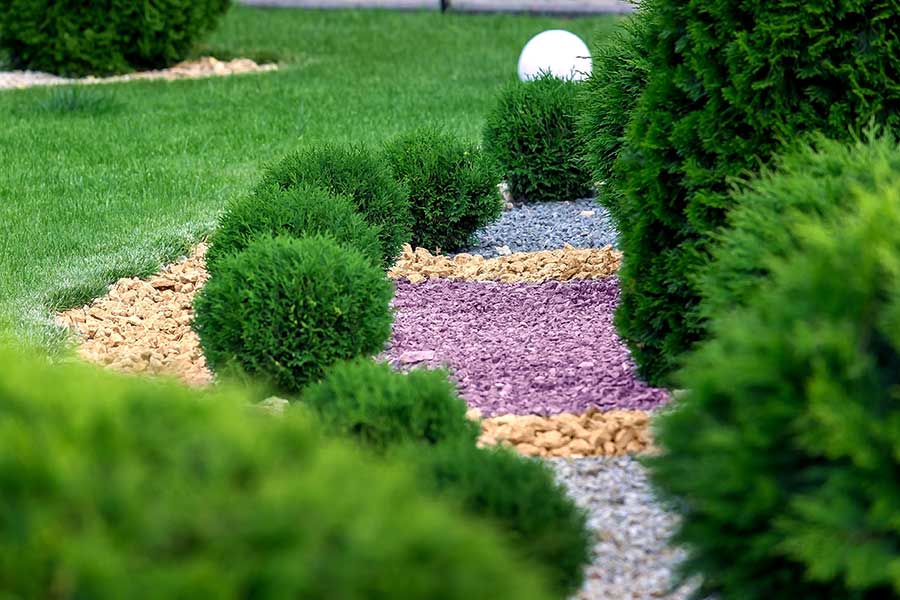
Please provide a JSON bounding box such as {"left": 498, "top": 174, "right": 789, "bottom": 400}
{"left": 462, "top": 198, "right": 618, "bottom": 258}
{"left": 548, "top": 456, "right": 700, "bottom": 600}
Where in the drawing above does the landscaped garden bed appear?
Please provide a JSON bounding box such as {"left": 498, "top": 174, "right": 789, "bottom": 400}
{"left": 5, "top": 1, "right": 900, "bottom": 599}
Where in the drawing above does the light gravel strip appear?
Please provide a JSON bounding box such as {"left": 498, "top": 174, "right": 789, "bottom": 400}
{"left": 462, "top": 198, "right": 618, "bottom": 258}
{"left": 547, "top": 456, "right": 699, "bottom": 600}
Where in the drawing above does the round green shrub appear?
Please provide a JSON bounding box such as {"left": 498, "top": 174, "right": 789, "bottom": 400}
{"left": 0, "top": 348, "right": 557, "bottom": 600}
{"left": 483, "top": 73, "right": 592, "bottom": 202}
{"left": 205, "top": 183, "right": 383, "bottom": 273}
{"left": 699, "top": 133, "right": 900, "bottom": 326}
{"left": 303, "top": 358, "right": 480, "bottom": 452}
{"left": 383, "top": 127, "right": 502, "bottom": 253}
{"left": 577, "top": 7, "right": 654, "bottom": 210}
{"left": 261, "top": 143, "right": 413, "bottom": 269}
{"left": 0, "top": 0, "right": 231, "bottom": 77}
{"left": 598, "top": 0, "right": 900, "bottom": 385}
{"left": 193, "top": 235, "right": 394, "bottom": 394}
{"left": 404, "top": 440, "right": 592, "bottom": 598}
{"left": 648, "top": 187, "right": 900, "bottom": 599}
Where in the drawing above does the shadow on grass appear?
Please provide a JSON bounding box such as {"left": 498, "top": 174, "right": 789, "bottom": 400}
{"left": 27, "top": 86, "right": 125, "bottom": 117}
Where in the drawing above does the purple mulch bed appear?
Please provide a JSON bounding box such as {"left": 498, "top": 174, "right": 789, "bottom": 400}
{"left": 385, "top": 277, "right": 670, "bottom": 416}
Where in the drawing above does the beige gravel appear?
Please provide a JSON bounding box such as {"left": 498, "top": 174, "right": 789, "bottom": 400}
{"left": 388, "top": 243, "right": 621, "bottom": 284}
{"left": 55, "top": 245, "right": 212, "bottom": 386}
{"left": 1, "top": 57, "right": 277, "bottom": 90}
{"left": 473, "top": 408, "right": 654, "bottom": 457}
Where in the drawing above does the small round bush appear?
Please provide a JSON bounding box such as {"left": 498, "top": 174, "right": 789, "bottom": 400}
{"left": 303, "top": 358, "right": 479, "bottom": 452}
{"left": 0, "top": 0, "right": 231, "bottom": 77}
{"left": 0, "top": 348, "right": 557, "bottom": 600}
{"left": 483, "top": 73, "right": 592, "bottom": 202}
{"left": 205, "top": 183, "right": 383, "bottom": 273}
{"left": 699, "top": 133, "right": 900, "bottom": 326}
{"left": 193, "top": 235, "right": 394, "bottom": 394}
{"left": 261, "top": 143, "right": 413, "bottom": 268}
{"left": 383, "top": 127, "right": 502, "bottom": 252}
{"left": 648, "top": 188, "right": 900, "bottom": 599}
{"left": 404, "top": 440, "right": 592, "bottom": 598}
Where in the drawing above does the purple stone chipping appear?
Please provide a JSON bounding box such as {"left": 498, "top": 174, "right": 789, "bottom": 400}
{"left": 385, "top": 277, "right": 670, "bottom": 416}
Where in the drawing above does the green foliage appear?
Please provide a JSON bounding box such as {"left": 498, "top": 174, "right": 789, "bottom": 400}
{"left": 303, "top": 358, "right": 479, "bottom": 452}
{"left": 193, "top": 235, "right": 393, "bottom": 394}
{"left": 406, "top": 441, "right": 592, "bottom": 598}
{"left": 0, "top": 0, "right": 230, "bottom": 76}
{"left": 577, "top": 7, "right": 654, "bottom": 210}
{"left": 699, "top": 134, "right": 900, "bottom": 325}
{"left": 0, "top": 348, "right": 557, "bottom": 600}
{"left": 205, "top": 183, "right": 382, "bottom": 273}
{"left": 483, "top": 73, "right": 592, "bottom": 202}
{"left": 261, "top": 143, "right": 413, "bottom": 268}
{"left": 648, "top": 187, "right": 900, "bottom": 599}
{"left": 604, "top": 0, "right": 900, "bottom": 384}
{"left": 384, "top": 127, "right": 502, "bottom": 253}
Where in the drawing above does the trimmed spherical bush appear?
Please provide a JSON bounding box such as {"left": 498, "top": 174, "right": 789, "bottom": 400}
{"left": 699, "top": 133, "right": 900, "bottom": 326}
{"left": 193, "top": 235, "right": 394, "bottom": 394}
{"left": 483, "top": 73, "right": 592, "bottom": 203}
{"left": 405, "top": 440, "right": 592, "bottom": 598}
{"left": 205, "top": 183, "right": 383, "bottom": 273}
{"left": 383, "top": 127, "right": 502, "bottom": 253}
{"left": 260, "top": 143, "right": 413, "bottom": 269}
{"left": 648, "top": 187, "right": 900, "bottom": 599}
{"left": 598, "top": 0, "right": 900, "bottom": 385}
{"left": 0, "top": 348, "right": 557, "bottom": 600}
{"left": 303, "top": 358, "right": 479, "bottom": 452}
{"left": 0, "top": 0, "right": 230, "bottom": 77}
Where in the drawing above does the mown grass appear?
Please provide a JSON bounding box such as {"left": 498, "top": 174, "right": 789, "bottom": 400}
{"left": 0, "top": 5, "right": 617, "bottom": 352}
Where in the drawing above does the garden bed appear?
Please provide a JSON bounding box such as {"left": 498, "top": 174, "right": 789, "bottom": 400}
{"left": 0, "top": 57, "right": 278, "bottom": 90}
{"left": 54, "top": 200, "right": 691, "bottom": 599}
{"left": 56, "top": 202, "right": 669, "bottom": 456}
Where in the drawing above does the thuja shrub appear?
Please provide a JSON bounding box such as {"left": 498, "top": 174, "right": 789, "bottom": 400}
{"left": 699, "top": 133, "right": 900, "bottom": 325}
{"left": 384, "top": 127, "right": 502, "bottom": 252}
{"left": 303, "top": 358, "right": 479, "bottom": 452}
{"left": 648, "top": 189, "right": 900, "bottom": 599}
{"left": 193, "top": 235, "right": 393, "bottom": 394}
{"left": 261, "top": 143, "right": 413, "bottom": 268}
{"left": 0, "top": 0, "right": 230, "bottom": 77}
{"left": 606, "top": 0, "right": 900, "bottom": 384}
{"left": 406, "top": 441, "right": 592, "bottom": 598}
{"left": 0, "top": 349, "right": 556, "bottom": 600}
{"left": 484, "top": 73, "right": 592, "bottom": 202}
{"left": 205, "top": 183, "right": 382, "bottom": 273}
{"left": 577, "top": 4, "right": 654, "bottom": 209}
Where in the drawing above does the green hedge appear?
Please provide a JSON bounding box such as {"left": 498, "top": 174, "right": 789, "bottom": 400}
{"left": 0, "top": 349, "right": 556, "bottom": 599}
{"left": 699, "top": 133, "right": 900, "bottom": 325}
{"left": 484, "top": 73, "right": 592, "bottom": 202}
{"left": 406, "top": 441, "right": 592, "bottom": 598}
{"left": 303, "top": 359, "right": 479, "bottom": 452}
{"left": 0, "top": 0, "right": 231, "bottom": 76}
{"left": 577, "top": 6, "right": 654, "bottom": 211}
{"left": 205, "top": 183, "right": 383, "bottom": 273}
{"left": 601, "top": 0, "right": 900, "bottom": 384}
{"left": 261, "top": 143, "right": 412, "bottom": 269}
{"left": 648, "top": 186, "right": 900, "bottom": 598}
{"left": 384, "top": 127, "right": 502, "bottom": 253}
{"left": 193, "top": 235, "right": 393, "bottom": 394}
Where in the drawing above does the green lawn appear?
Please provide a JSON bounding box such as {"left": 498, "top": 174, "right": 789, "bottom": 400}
{"left": 0, "top": 6, "right": 617, "bottom": 352}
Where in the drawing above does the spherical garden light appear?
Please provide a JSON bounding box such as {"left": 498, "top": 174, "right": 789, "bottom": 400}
{"left": 517, "top": 30, "right": 591, "bottom": 82}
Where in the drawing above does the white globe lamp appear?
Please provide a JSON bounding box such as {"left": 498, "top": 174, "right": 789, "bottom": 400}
{"left": 517, "top": 30, "right": 592, "bottom": 82}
